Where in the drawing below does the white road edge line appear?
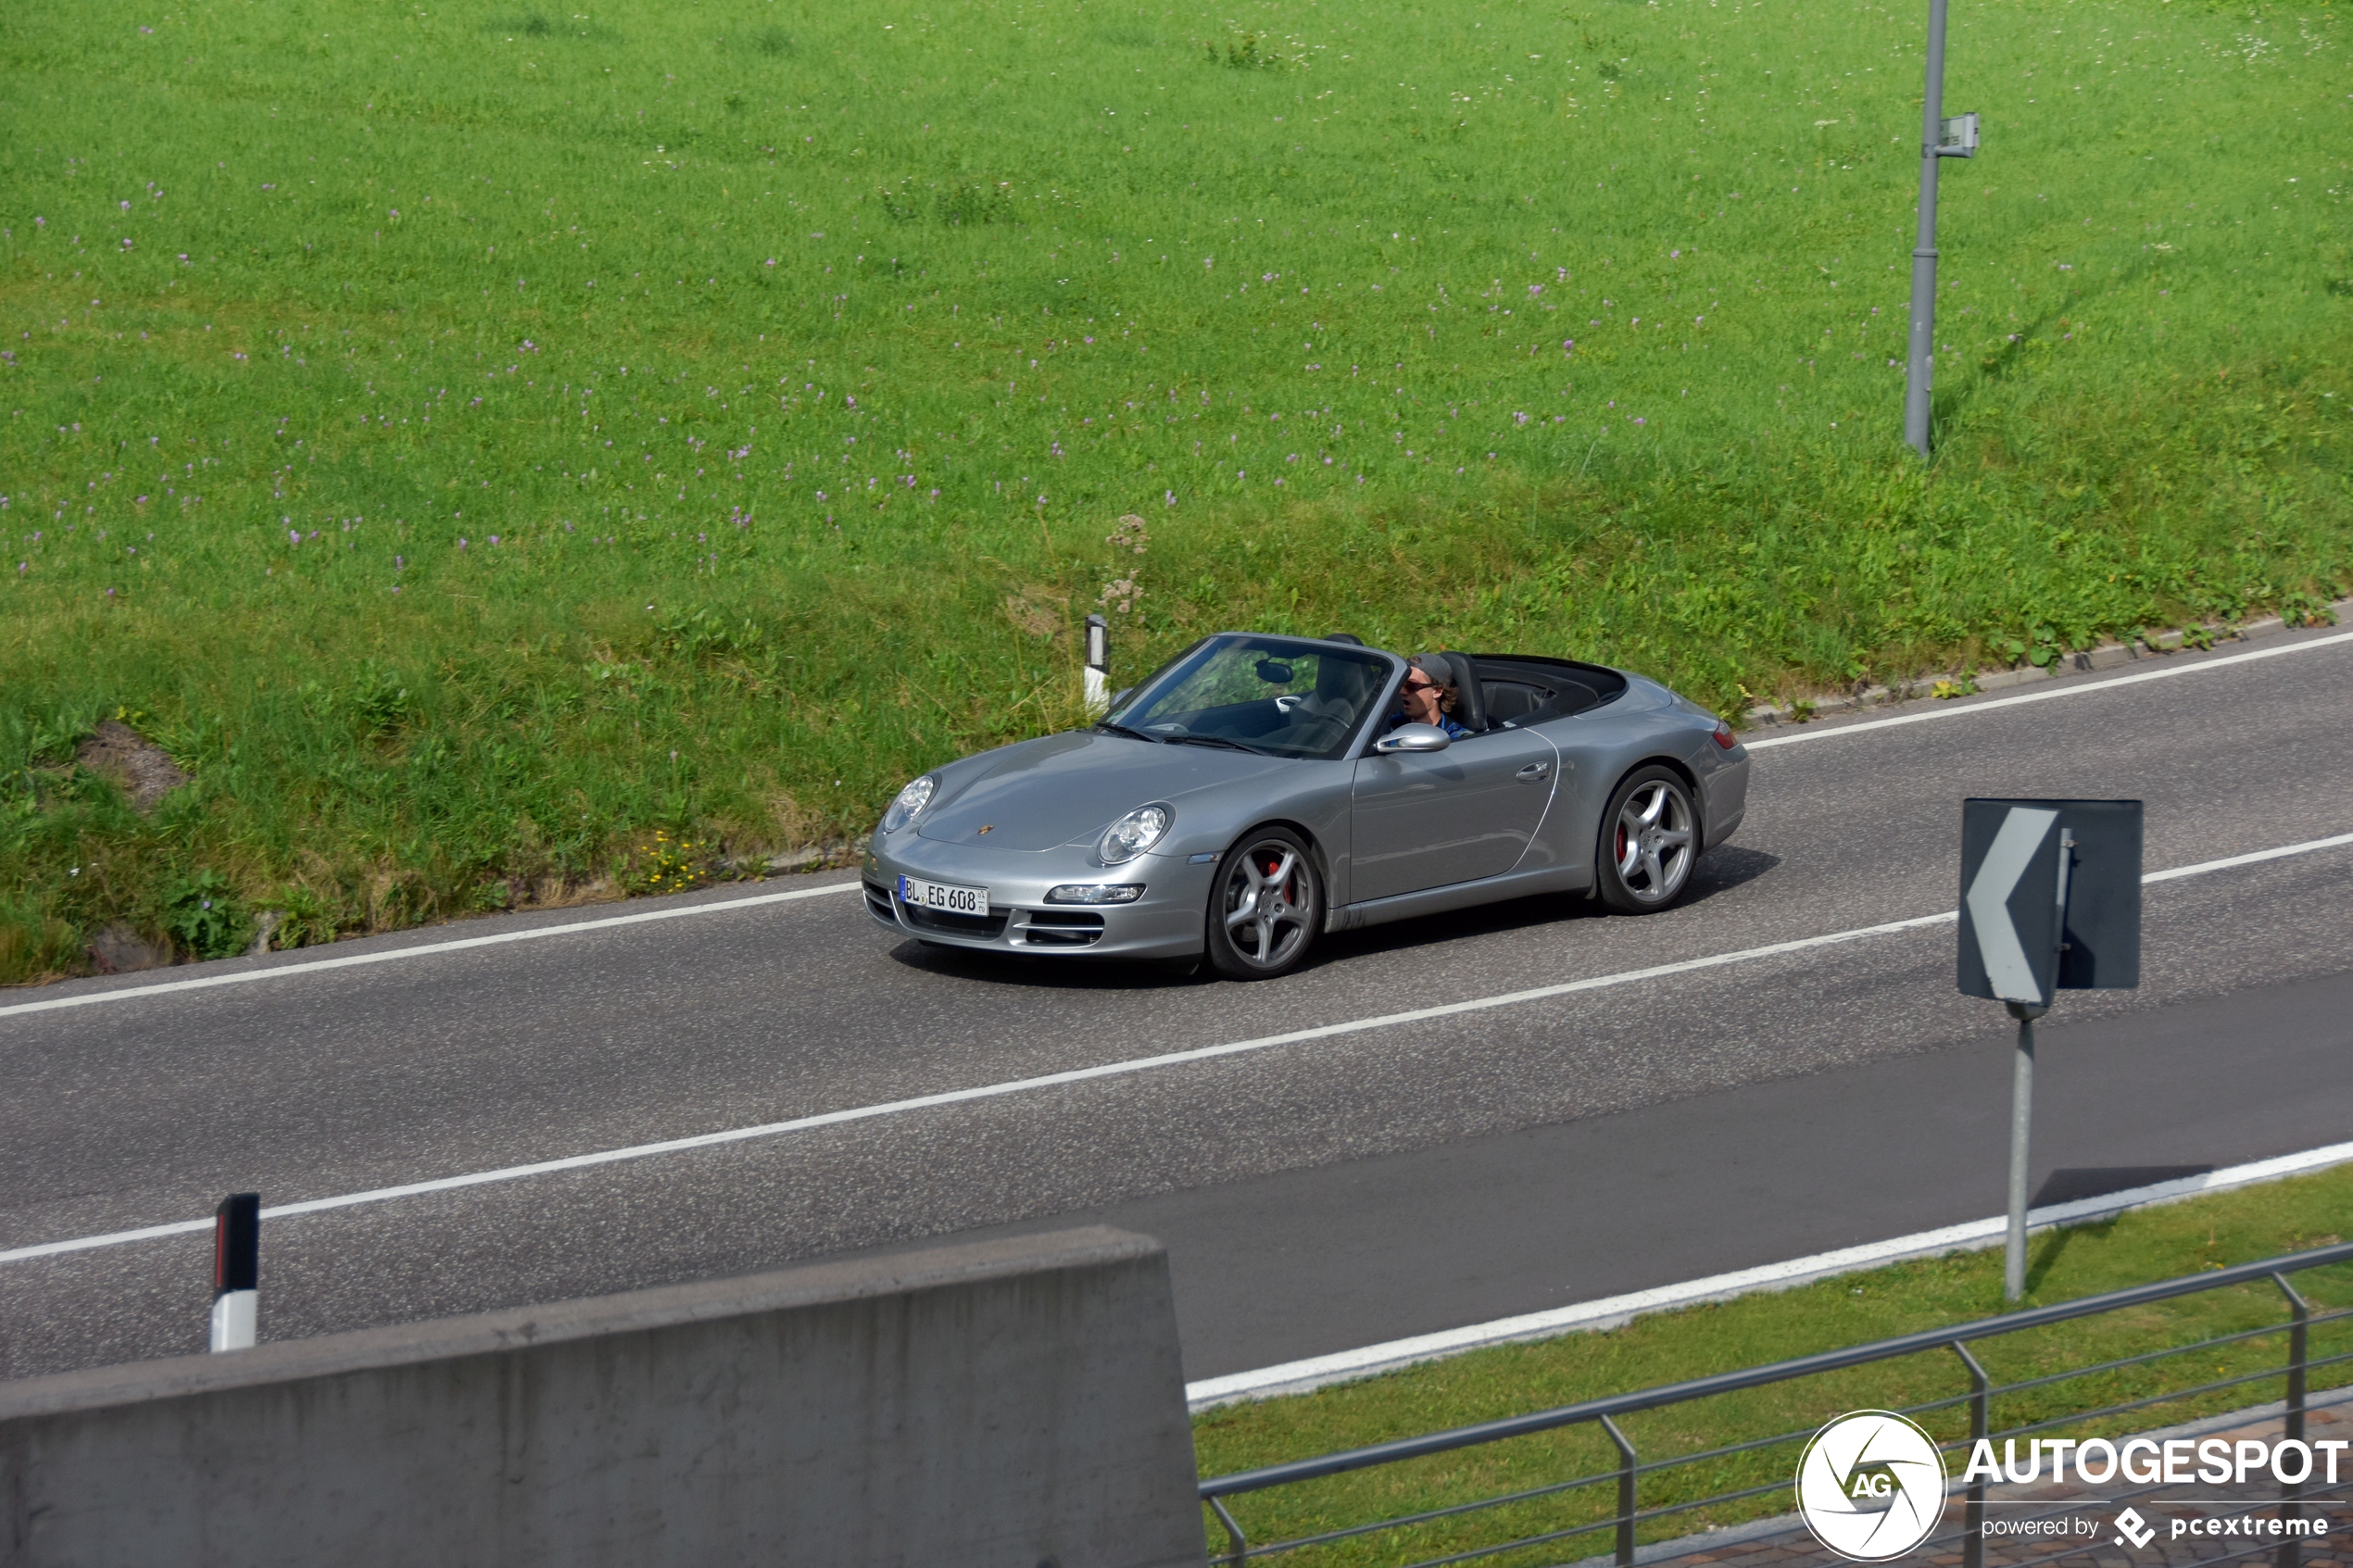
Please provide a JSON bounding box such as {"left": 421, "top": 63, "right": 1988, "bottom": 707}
{"left": 1743, "top": 627, "right": 2353, "bottom": 750}
{"left": 11, "top": 625, "right": 2346, "bottom": 1023}
{"left": 5, "top": 830, "right": 2348, "bottom": 1270}
{"left": 1184, "top": 1140, "right": 2353, "bottom": 1410}
{"left": 0, "top": 879, "right": 865, "bottom": 1021}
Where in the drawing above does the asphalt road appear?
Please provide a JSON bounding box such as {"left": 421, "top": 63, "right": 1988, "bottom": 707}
{"left": 5, "top": 628, "right": 2352, "bottom": 1384}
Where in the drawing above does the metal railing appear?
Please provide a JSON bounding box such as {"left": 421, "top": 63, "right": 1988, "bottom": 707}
{"left": 1199, "top": 1238, "right": 2353, "bottom": 1568}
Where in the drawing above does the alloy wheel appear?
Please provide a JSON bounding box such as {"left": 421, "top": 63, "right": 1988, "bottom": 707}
{"left": 1610, "top": 779, "right": 1695, "bottom": 906}
{"left": 1217, "top": 836, "right": 1318, "bottom": 972}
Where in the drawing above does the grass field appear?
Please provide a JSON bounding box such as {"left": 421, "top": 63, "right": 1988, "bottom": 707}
{"left": 2, "top": 0, "right": 2347, "bottom": 976}
{"left": 1190, "top": 1165, "right": 2353, "bottom": 1566}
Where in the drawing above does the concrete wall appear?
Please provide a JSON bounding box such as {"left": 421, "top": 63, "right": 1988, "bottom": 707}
{"left": 0, "top": 1225, "right": 1206, "bottom": 1568}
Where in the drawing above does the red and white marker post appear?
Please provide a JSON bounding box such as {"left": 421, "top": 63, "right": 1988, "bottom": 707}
{"left": 209, "top": 1193, "right": 259, "bottom": 1352}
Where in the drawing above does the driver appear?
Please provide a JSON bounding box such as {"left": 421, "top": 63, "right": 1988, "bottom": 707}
{"left": 1385, "top": 655, "right": 1470, "bottom": 740}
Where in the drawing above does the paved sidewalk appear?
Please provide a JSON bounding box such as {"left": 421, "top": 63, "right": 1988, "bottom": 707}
{"left": 1605, "top": 1396, "right": 2353, "bottom": 1568}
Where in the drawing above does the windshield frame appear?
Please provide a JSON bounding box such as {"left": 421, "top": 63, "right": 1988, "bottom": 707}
{"left": 1101, "top": 633, "right": 1403, "bottom": 762}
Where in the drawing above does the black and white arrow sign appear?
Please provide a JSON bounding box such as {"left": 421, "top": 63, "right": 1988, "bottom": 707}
{"left": 1959, "top": 806, "right": 2063, "bottom": 1005}
{"left": 1957, "top": 798, "right": 2143, "bottom": 1005}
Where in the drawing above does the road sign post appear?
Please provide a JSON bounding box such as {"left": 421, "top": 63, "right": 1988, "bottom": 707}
{"left": 1958, "top": 801, "right": 2141, "bottom": 1300}
{"left": 1903, "top": 0, "right": 1982, "bottom": 458}
{"left": 2005, "top": 1008, "right": 2035, "bottom": 1300}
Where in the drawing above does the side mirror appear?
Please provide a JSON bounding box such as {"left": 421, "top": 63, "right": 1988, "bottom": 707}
{"left": 1375, "top": 723, "right": 1452, "bottom": 755}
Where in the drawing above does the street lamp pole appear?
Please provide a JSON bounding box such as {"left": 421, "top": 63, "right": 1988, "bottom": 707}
{"left": 1902, "top": 0, "right": 1952, "bottom": 457}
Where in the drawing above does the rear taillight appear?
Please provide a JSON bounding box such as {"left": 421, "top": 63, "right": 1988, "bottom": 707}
{"left": 1712, "top": 721, "right": 1738, "bottom": 749}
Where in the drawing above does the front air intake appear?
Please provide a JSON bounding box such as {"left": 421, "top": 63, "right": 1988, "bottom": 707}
{"left": 1023, "top": 909, "right": 1106, "bottom": 947}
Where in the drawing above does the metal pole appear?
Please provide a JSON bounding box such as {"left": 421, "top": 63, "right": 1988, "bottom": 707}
{"left": 1206, "top": 1494, "right": 1248, "bottom": 1568}
{"left": 1602, "top": 1414, "right": 1639, "bottom": 1568}
{"left": 1903, "top": 0, "right": 1950, "bottom": 456}
{"left": 1954, "top": 1342, "right": 1992, "bottom": 1568}
{"left": 2274, "top": 1273, "right": 2310, "bottom": 1568}
{"left": 2003, "top": 827, "right": 2069, "bottom": 1302}
{"left": 2003, "top": 1010, "right": 2037, "bottom": 1302}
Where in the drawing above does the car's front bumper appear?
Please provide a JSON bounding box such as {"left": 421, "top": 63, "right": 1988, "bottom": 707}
{"left": 862, "top": 832, "right": 1215, "bottom": 959}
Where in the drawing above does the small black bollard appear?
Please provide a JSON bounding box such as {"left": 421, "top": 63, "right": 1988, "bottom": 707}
{"left": 209, "top": 1192, "right": 259, "bottom": 1352}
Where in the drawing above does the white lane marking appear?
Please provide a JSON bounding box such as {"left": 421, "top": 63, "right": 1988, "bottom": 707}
{"left": 2141, "top": 834, "right": 2353, "bottom": 883}
{"left": 1744, "top": 628, "right": 2353, "bottom": 750}
{"left": 1186, "top": 1140, "right": 2353, "bottom": 1409}
{"left": 0, "top": 879, "right": 865, "bottom": 1021}
{"left": 6, "top": 832, "right": 2348, "bottom": 1269}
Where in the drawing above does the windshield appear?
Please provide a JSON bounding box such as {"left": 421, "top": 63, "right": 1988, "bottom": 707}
{"left": 1104, "top": 635, "right": 1391, "bottom": 760}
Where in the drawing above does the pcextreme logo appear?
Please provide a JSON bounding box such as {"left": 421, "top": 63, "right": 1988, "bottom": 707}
{"left": 2113, "top": 1507, "right": 2158, "bottom": 1549}
{"left": 1795, "top": 1411, "right": 1949, "bottom": 1561}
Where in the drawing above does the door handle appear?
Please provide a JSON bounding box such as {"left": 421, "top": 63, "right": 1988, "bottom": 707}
{"left": 1516, "top": 762, "right": 1552, "bottom": 781}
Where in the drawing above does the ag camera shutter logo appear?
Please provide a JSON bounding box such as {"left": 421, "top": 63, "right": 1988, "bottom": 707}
{"left": 1795, "top": 1411, "right": 1948, "bottom": 1561}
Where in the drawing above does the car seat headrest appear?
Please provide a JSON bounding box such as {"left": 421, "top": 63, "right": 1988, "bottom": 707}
{"left": 1441, "top": 651, "right": 1487, "bottom": 733}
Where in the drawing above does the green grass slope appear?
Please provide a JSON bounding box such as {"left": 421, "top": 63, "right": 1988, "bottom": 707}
{"left": 2, "top": 0, "right": 2347, "bottom": 977}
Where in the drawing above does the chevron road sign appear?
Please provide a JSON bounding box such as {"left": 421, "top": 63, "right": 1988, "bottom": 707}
{"left": 1957, "top": 799, "right": 2144, "bottom": 1008}
{"left": 1957, "top": 798, "right": 2142, "bottom": 1301}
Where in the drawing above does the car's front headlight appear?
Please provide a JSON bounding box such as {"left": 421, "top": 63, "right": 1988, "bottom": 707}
{"left": 880, "top": 775, "right": 937, "bottom": 834}
{"left": 1099, "top": 803, "right": 1173, "bottom": 865}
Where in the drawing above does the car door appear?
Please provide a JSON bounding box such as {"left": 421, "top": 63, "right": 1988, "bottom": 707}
{"left": 1348, "top": 727, "right": 1561, "bottom": 903}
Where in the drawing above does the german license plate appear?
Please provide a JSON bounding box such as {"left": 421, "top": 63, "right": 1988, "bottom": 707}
{"left": 898, "top": 875, "right": 989, "bottom": 917}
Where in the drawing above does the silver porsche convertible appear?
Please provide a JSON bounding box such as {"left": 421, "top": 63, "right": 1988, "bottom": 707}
{"left": 862, "top": 633, "right": 1749, "bottom": 979}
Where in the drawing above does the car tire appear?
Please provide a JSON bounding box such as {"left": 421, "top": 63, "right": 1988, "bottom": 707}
{"left": 1595, "top": 765, "right": 1700, "bottom": 914}
{"left": 1205, "top": 827, "right": 1323, "bottom": 980}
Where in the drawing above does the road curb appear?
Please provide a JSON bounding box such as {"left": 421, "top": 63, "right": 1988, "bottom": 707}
{"left": 1184, "top": 1140, "right": 2353, "bottom": 1411}
{"left": 1740, "top": 598, "right": 2353, "bottom": 731}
